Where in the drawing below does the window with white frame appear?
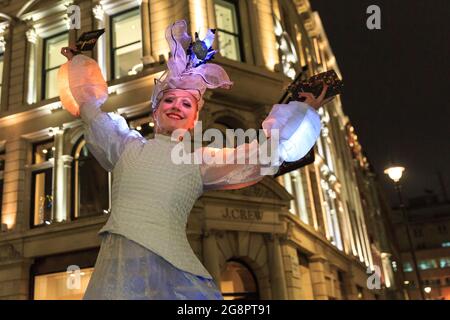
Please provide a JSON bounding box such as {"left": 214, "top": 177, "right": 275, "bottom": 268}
{"left": 440, "top": 257, "right": 450, "bottom": 268}
{"left": 214, "top": 0, "right": 243, "bottom": 61}
{"left": 72, "top": 138, "right": 110, "bottom": 219}
{"left": 110, "top": 7, "right": 142, "bottom": 79}
{"left": 42, "top": 32, "right": 68, "bottom": 100}
{"left": 30, "top": 139, "right": 55, "bottom": 227}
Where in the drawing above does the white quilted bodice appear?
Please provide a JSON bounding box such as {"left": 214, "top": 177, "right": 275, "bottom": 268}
{"left": 98, "top": 133, "right": 211, "bottom": 278}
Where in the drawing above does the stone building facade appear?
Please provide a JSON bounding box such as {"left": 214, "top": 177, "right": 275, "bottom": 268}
{"left": 392, "top": 193, "right": 450, "bottom": 300}
{"left": 0, "top": 0, "right": 402, "bottom": 299}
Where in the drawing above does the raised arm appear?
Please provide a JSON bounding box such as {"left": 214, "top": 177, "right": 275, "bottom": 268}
{"left": 201, "top": 100, "right": 323, "bottom": 191}
{"left": 59, "top": 47, "right": 145, "bottom": 171}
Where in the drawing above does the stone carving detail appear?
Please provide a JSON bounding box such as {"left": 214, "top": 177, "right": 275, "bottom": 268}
{"left": 26, "top": 27, "right": 37, "bottom": 44}
{"left": 0, "top": 243, "right": 22, "bottom": 262}
{"left": 0, "top": 0, "right": 11, "bottom": 8}
{"left": 222, "top": 182, "right": 280, "bottom": 200}
{"left": 92, "top": 4, "right": 104, "bottom": 21}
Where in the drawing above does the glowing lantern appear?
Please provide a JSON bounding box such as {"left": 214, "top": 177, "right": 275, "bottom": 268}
{"left": 57, "top": 54, "right": 108, "bottom": 117}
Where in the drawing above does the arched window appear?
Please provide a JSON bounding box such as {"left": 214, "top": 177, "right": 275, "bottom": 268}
{"left": 220, "top": 260, "right": 259, "bottom": 300}
{"left": 72, "top": 138, "right": 109, "bottom": 219}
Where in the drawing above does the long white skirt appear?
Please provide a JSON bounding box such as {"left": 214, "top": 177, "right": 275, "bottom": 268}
{"left": 83, "top": 232, "right": 223, "bottom": 300}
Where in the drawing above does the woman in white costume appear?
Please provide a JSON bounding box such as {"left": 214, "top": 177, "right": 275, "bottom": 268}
{"left": 60, "top": 20, "right": 329, "bottom": 300}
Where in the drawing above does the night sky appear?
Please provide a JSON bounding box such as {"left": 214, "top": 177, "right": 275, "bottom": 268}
{"left": 309, "top": 0, "right": 450, "bottom": 206}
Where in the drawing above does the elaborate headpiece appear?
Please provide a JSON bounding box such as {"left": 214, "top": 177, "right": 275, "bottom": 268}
{"left": 150, "top": 20, "right": 233, "bottom": 111}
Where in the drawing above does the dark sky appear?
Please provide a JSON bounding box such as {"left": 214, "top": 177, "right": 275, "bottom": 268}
{"left": 309, "top": 0, "right": 450, "bottom": 206}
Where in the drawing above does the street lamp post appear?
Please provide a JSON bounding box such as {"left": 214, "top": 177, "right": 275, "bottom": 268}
{"left": 384, "top": 166, "right": 426, "bottom": 300}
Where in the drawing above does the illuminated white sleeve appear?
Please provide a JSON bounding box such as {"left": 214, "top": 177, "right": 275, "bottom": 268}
{"left": 200, "top": 101, "right": 322, "bottom": 191}
{"left": 79, "top": 102, "right": 146, "bottom": 172}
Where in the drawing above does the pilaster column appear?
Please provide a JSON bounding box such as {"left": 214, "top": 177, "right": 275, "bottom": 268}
{"left": 0, "top": 243, "right": 33, "bottom": 299}
{"left": 92, "top": 3, "right": 107, "bottom": 78}
{"left": 1, "top": 138, "right": 27, "bottom": 232}
{"left": 139, "top": 0, "right": 155, "bottom": 66}
{"left": 0, "top": 22, "right": 11, "bottom": 110}
{"left": 25, "top": 27, "right": 37, "bottom": 105}
{"left": 309, "top": 254, "right": 329, "bottom": 299}
{"left": 52, "top": 128, "right": 68, "bottom": 223}
{"left": 266, "top": 233, "right": 288, "bottom": 299}
{"left": 202, "top": 229, "right": 221, "bottom": 286}
{"left": 340, "top": 268, "right": 358, "bottom": 300}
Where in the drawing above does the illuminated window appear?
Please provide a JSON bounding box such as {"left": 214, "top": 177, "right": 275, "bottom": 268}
{"left": 31, "top": 139, "right": 54, "bottom": 227}
{"left": 273, "top": 14, "right": 298, "bottom": 79}
{"left": 0, "top": 53, "right": 3, "bottom": 102}
{"left": 43, "top": 32, "right": 68, "bottom": 99}
{"left": 111, "top": 8, "right": 142, "bottom": 79}
{"left": 33, "top": 139, "right": 55, "bottom": 164}
{"left": 214, "top": 0, "right": 243, "bottom": 61}
{"left": 320, "top": 178, "right": 343, "bottom": 251}
{"left": 403, "top": 262, "right": 413, "bottom": 272}
{"left": 34, "top": 267, "right": 94, "bottom": 300}
{"left": 221, "top": 261, "right": 259, "bottom": 300}
{"left": 283, "top": 171, "right": 309, "bottom": 224}
{"left": 440, "top": 257, "right": 450, "bottom": 268}
{"left": 391, "top": 260, "right": 398, "bottom": 272}
{"left": 418, "top": 259, "right": 437, "bottom": 270}
{"left": 127, "top": 115, "right": 155, "bottom": 140}
{"left": 356, "top": 285, "right": 364, "bottom": 299}
{"left": 442, "top": 242, "right": 450, "bottom": 248}
{"left": 72, "top": 139, "right": 110, "bottom": 219}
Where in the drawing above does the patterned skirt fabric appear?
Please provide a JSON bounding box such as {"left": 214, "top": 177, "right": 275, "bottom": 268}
{"left": 83, "top": 232, "right": 224, "bottom": 300}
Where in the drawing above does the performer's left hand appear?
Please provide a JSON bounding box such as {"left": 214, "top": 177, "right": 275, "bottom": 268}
{"left": 298, "top": 83, "right": 334, "bottom": 110}
{"left": 61, "top": 46, "right": 78, "bottom": 61}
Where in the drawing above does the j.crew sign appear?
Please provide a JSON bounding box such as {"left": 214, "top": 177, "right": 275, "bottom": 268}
{"left": 222, "top": 207, "right": 263, "bottom": 221}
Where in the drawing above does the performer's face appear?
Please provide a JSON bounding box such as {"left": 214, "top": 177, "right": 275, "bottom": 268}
{"left": 153, "top": 89, "right": 199, "bottom": 134}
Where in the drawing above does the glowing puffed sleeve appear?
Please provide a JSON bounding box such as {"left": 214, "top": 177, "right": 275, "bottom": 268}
{"left": 58, "top": 54, "right": 108, "bottom": 116}
{"left": 59, "top": 54, "right": 146, "bottom": 171}
{"left": 262, "top": 100, "right": 322, "bottom": 162}
{"left": 200, "top": 101, "right": 322, "bottom": 191}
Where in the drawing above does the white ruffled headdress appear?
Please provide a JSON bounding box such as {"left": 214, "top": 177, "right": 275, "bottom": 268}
{"left": 150, "top": 20, "right": 233, "bottom": 111}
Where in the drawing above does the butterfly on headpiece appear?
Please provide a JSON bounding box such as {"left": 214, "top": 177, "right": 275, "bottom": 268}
{"left": 187, "top": 29, "right": 217, "bottom": 68}
{"left": 151, "top": 20, "right": 233, "bottom": 111}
